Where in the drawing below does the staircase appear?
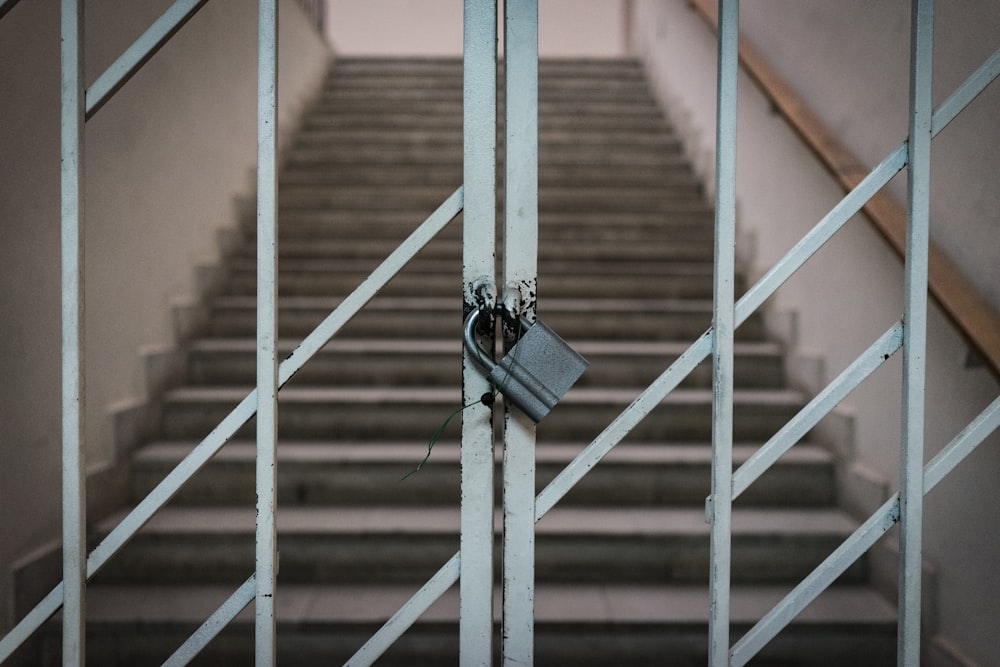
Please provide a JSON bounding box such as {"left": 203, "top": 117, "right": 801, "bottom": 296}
{"left": 60, "top": 58, "right": 897, "bottom": 665}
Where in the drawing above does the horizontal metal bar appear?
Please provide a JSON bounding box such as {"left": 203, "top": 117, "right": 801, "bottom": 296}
{"left": 85, "top": 0, "right": 210, "bottom": 119}
{"left": 163, "top": 575, "right": 256, "bottom": 667}
{"left": 731, "top": 392, "right": 1000, "bottom": 666}
{"left": 0, "top": 188, "right": 463, "bottom": 654}
{"left": 732, "top": 322, "right": 904, "bottom": 499}
{"left": 346, "top": 554, "right": 461, "bottom": 666}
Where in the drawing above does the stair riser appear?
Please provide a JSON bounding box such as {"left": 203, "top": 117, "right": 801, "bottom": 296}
{"left": 185, "top": 348, "right": 783, "bottom": 389}
{"left": 203, "top": 308, "right": 764, "bottom": 341}
{"left": 94, "top": 532, "right": 864, "bottom": 586}
{"left": 276, "top": 192, "right": 705, "bottom": 214}
{"left": 279, "top": 165, "right": 697, "bottom": 187}
{"left": 132, "top": 458, "right": 833, "bottom": 508}
{"left": 223, "top": 272, "right": 731, "bottom": 301}
{"left": 158, "top": 396, "right": 805, "bottom": 442}
{"left": 285, "top": 146, "right": 686, "bottom": 167}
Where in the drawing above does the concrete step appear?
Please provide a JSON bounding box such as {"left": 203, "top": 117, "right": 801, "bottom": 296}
{"left": 232, "top": 237, "right": 714, "bottom": 262}
{"left": 299, "top": 111, "right": 669, "bottom": 133}
{"left": 274, "top": 187, "right": 704, "bottom": 216}
{"left": 260, "top": 208, "right": 715, "bottom": 239}
{"left": 183, "top": 338, "right": 783, "bottom": 389}
{"left": 285, "top": 142, "right": 686, "bottom": 168}
{"left": 158, "top": 386, "right": 805, "bottom": 442}
{"left": 92, "top": 506, "right": 864, "bottom": 586}
{"left": 202, "top": 296, "right": 765, "bottom": 341}
{"left": 221, "top": 263, "right": 733, "bottom": 300}
{"left": 131, "top": 442, "right": 833, "bottom": 508}
{"left": 52, "top": 584, "right": 896, "bottom": 666}
{"left": 278, "top": 161, "right": 698, "bottom": 187}
{"left": 290, "top": 128, "right": 682, "bottom": 150}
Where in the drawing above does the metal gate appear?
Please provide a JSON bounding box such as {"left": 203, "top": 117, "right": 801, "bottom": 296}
{"left": 2, "top": 0, "right": 1000, "bottom": 664}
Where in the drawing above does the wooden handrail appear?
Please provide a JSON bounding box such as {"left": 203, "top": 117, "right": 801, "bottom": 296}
{"left": 690, "top": 0, "right": 1000, "bottom": 380}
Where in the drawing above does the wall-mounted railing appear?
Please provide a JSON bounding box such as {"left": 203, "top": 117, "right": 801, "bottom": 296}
{"left": 691, "top": 0, "right": 1000, "bottom": 382}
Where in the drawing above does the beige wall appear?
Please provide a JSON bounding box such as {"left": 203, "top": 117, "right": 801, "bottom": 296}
{"left": 0, "top": 0, "right": 329, "bottom": 640}
{"left": 633, "top": 1, "right": 1000, "bottom": 665}
{"left": 325, "top": 0, "right": 629, "bottom": 58}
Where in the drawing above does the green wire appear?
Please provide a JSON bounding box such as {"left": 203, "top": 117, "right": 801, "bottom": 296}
{"left": 402, "top": 312, "right": 522, "bottom": 480}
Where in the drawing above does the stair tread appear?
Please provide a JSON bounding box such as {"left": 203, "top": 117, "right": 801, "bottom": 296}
{"left": 188, "top": 337, "right": 780, "bottom": 356}
{"left": 135, "top": 440, "right": 831, "bottom": 466}
{"left": 81, "top": 583, "right": 896, "bottom": 625}
{"left": 164, "top": 385, "right": 805, "bottom": 405}
{"left": 99, "top": 506, "right": 857, "bottom": 536}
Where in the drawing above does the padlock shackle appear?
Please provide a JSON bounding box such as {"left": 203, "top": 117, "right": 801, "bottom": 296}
{"left": 463, "top": 307, "right": 498, "bottom": 374}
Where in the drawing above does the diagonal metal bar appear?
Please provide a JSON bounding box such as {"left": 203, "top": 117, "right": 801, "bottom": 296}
{"left": 85, "top": 0, "right": 210, "bottom": 119}
{"left": 736, "top": 145, "right": 907, "bottom": 324}
{"left": 163, "top": 575, "right": 256, "bottom": 667}
{"left": 0, "top": 0, "right": 22, "bottom": 22}
{"left": 931, "top": 45, "right": 1000, "bottom": 138}
{"left": 0, "top": 188, "right": 463, "bottom": 659}
{"left": 731, "top": 392, "right": 1000, "bottom": 666}
{"left": 346, "top": 554, "right": 462, "bottom": 666}
{"left": 733, "top": 322, "right": 904, "bottom": 500}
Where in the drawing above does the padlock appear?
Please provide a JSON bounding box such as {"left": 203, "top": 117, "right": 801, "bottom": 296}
{"left": 463, "top": 307, "right": 588, "bottom": 423}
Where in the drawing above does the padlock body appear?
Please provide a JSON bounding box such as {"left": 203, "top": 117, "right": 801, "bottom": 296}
{"left": 488, "top": 319, "right": 588, "bottom": 422}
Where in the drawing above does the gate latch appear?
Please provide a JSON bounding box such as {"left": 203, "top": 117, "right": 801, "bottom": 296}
{"left": 463, "top": 307, "right": 588, "bottom": 423}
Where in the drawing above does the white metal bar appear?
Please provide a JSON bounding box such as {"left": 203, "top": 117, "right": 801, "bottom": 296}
{"left": 733, "top": 323, "right": 904, "bottom": 499}
{"left": 256, "top": 0, "right": 279, "bottom": 663}
{"left": 899, "top": 1, "right": 934, "bottom": 662}
{"left": 60, "top": 1, "right": 86, "bottom": 663}
{"left": 85, "top": 0, "right": 209, "bottom": 119}
{"left": 461, "top": 1, "right": 498, "bottom": 662}
{"left": 347, "top": 554, "right": 462, "bottom": 666}
{"left": 709, "top": 0, "right": 739, "bottom": 663}
{"left": 502, "top": 1, "right": 539, "bottom": 663}
{"left": 164, "top": 575, "right": 256, "bottom": 667}
{"left": 731, "top": 392, "right": 1000, "bottom": 666}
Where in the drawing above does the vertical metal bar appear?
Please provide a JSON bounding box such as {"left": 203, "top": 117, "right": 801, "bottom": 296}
{"left": 502, "top": 1, "right": 538, "bottom": 664}
{"left": 255, "top": 0, "right": 279, "bottom": 664}
{"left": 709, "top": 0, "right": 739, "bottom": 663}
{"left": 462, "top": 1, "right": 498, "bottom": 664}
{"left": 899, "top": 0, "right": 933, "bottom": 663}
{"left": 60, "top": 1, "right": 86, "bottom": 663}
